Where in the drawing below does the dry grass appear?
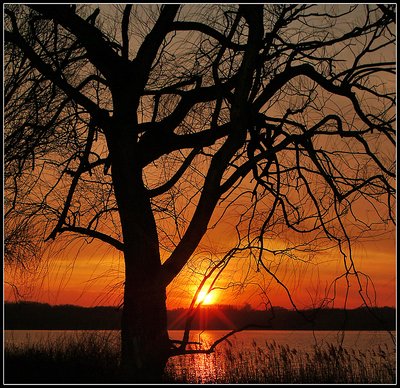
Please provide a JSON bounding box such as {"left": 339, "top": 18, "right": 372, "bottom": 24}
{"left": 5, "top": 332, "right": 121, "bottom": 383}
{"left": 164, "top": 339, "right": 396, "bottom": 384}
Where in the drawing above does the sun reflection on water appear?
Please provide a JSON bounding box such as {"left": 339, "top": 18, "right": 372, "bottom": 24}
{"left": 165, "top": 330, "right": 396, "bottom": 384}
{"left": 166, "top": 330, "right": 230, "bottom": 383}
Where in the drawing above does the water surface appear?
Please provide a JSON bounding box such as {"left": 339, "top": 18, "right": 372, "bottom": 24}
{"left": 5, "top": 329, "right": 395, "bottom": 352}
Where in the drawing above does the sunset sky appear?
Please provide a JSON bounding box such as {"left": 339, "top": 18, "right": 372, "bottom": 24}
{"left": 4, "top": 212, "right": 395, "bottom": 310}
{"left": 4, "top": 4, "right": 396, "bottom": 313}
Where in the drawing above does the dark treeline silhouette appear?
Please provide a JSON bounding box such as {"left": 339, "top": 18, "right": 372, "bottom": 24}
{"left": 5, "top": 302, "right": 395, "bottom": 331}
{"left": 5, "top": 302, "right": 121, "bottom": 330}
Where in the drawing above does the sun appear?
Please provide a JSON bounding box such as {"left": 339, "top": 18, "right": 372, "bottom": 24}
{"left": 196, "top": 290, "right": 216, "bottom": 305}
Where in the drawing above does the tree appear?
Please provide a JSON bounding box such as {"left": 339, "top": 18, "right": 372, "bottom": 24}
{"left": 4, "top": 4, "right": 395, "bottom": 382}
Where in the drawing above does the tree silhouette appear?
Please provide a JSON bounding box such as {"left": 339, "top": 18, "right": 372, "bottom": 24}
{"left": 4, "top": 4, "right": 395, "bottom": 382}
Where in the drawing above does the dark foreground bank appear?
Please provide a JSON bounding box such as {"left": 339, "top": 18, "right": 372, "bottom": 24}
{"left": 4, "top": 331, "right": 396, "bottom": 384}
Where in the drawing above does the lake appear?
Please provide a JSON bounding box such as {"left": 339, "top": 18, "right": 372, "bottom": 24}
{"left": 4, "top": 329, "right": 396, "bottom": 383}
{"left": 5, "top": 328, "right": 395, "bottom": 351}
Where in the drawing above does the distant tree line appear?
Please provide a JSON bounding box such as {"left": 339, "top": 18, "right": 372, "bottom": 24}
{"left": 5, "top": 302, "right": 121, "bottom": 330}
{"left": 5, "top": 302, "right": 395, "bottom": 331}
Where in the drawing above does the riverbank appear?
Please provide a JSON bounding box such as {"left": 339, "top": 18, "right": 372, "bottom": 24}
{"left": 4, "top": 330, "right": 396, "bottom": 384}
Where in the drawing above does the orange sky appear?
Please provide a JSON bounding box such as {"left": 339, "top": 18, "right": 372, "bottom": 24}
{"left": 4, "top": 216, "right": 396, "bottom": 310}
{"left": 4, "top": 4, "right": 396, "bottom": 312}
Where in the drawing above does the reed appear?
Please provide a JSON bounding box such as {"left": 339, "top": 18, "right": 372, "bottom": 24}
{"left": 5, "top": 331, "right": 121, "bottom": 383}
{"left": 5, "top": 332, "right": 396, "bottom": 384}
{"left": 164, "top": 339, "right": 396, "bottom": 384}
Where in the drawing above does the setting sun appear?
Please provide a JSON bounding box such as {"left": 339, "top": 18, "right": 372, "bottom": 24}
{"left": 196, "top": 290, "right": 216, "bottom": 305}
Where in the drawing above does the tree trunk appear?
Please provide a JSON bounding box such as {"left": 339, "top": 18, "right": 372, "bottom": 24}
{"left": 107, "top": 115, "right": 170, "bottom": 382}
{"left": 116, "top": 177, "right": 170, "bottom": 382}
{"left": 121, "top": 272, "right": 170, "bottom": 382}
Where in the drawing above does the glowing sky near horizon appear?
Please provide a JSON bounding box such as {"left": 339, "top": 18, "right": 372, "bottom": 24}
{"left": 4, "top": 224, "right": 395, "bottom": 310}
